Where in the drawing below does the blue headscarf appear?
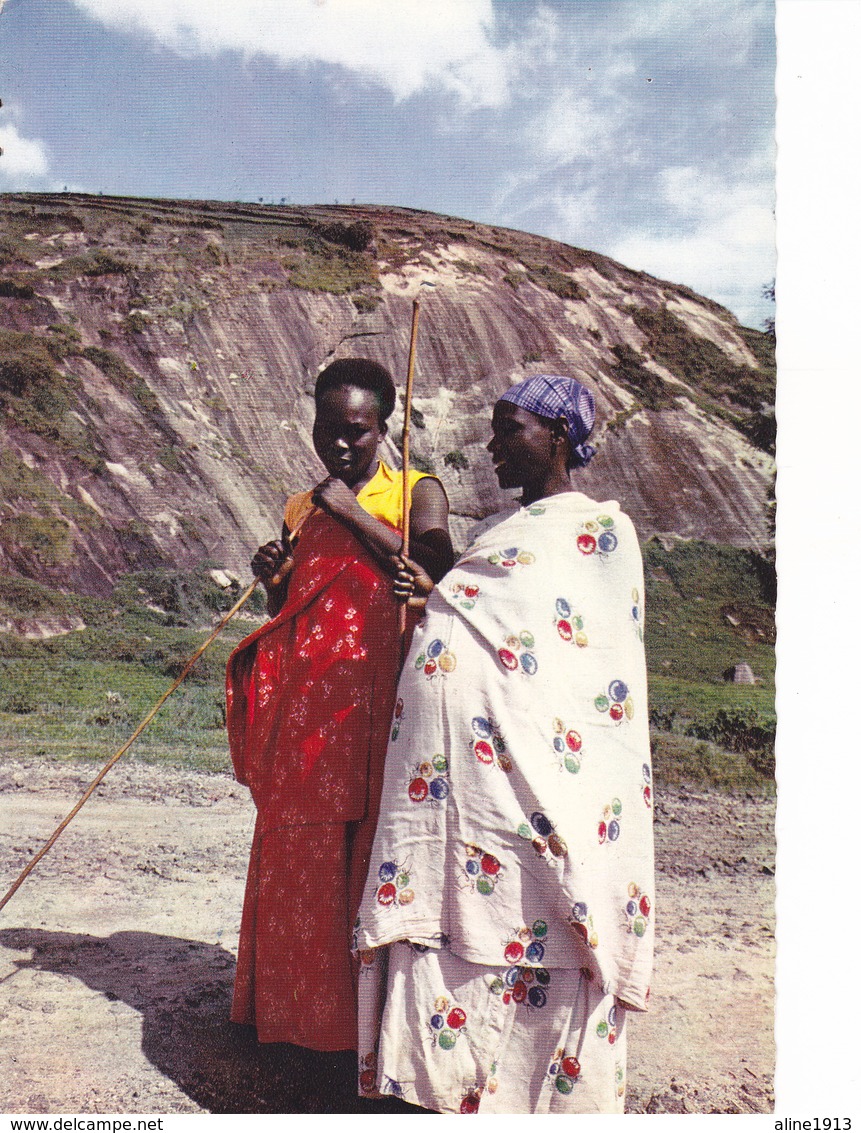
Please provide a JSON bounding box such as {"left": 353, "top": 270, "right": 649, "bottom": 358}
{"left": 498, "top": 374, "right": 597, "bottom": 467}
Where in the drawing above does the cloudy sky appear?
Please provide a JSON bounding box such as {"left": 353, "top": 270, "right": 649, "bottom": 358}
{"left": 1, "top": 1, "right": 775, "bottom": 326}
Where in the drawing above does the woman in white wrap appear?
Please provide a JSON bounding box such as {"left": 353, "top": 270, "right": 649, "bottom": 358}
{"left": 353, "top": 375, "right": 654, "bottom": 1114}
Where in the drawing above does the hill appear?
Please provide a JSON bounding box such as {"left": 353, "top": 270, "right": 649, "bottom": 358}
{"left": 1, "top": 193, "right": 775, "bottom": 597}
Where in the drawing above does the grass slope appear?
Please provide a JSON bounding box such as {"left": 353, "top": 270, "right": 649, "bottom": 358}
{"left": 0, "top": 539, "right": 775, "bottom": 791}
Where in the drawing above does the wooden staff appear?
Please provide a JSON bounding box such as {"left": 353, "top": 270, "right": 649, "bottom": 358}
{"left": 0, "top": 577, "right": 261, "bottom": 915}
{"left": 0, "top": 507, "right": 317, "bottom": 919}
{"left": 0, "top": 510, "right": 315, "bottom": 914}
{"left": 0, "top": 503, "right": 318, "bottom": 916}
{"left": 398, "top": 295, "right": 422, "bottom": 640}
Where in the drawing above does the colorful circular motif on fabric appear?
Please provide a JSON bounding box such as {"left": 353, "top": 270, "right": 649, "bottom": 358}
{"left": 504, "top": 940, "right": 524, "bottom": 964}
{"left": 377, "top": 882, "right": 396, "bottom": 906}
{"left": 430, "top": 777, "right": 449, "bottom": 800}
{"left": 531, "top": 811, "right": 553, "bottom": 837}
{"left": 408, "top": 778, "right": 428, "bottom": 802}
{"left": 474, "top": 739, "right": 494, "bottom": 763}
{"left": 598, "top": 531, "right": 618, "bottom": 553}
{"left": 562, "top": 1056, "right": 581, "bottom": 1078}
{"left": 528, "top": 986, "right": 547, "bottom": 1008}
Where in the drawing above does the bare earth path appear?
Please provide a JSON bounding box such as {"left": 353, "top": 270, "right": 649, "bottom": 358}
{"left": 0, "top": 760, "right": 775, "bottom": 1115}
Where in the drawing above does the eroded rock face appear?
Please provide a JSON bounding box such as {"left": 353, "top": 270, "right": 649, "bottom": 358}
{"left": 0, "top": 195, "right": 775, "bottom": 595}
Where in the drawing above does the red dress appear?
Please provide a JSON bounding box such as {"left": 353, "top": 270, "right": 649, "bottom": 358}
{"left": 226, "top": 512, "right": 402, "bottom": 1050}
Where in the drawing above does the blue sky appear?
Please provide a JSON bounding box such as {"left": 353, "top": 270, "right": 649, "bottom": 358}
{"left": 1, "top": 0, "right": 774, "bottom": 327}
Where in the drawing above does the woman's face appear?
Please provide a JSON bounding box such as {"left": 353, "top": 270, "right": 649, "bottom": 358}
{"left": 312, "top": 384, "right": 385, "bottom": 488}
{"left": 487, "top": 400, "right": 556, "bottom": 491}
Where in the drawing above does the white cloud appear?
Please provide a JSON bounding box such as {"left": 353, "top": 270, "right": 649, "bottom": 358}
{"left": 609, "top": 164, "right": 775, "bottom": 326}
{"left": 70, "top": 0, "right": 516, "bottom": 106}
{"left": 532, "top": 91, "right": 615, "bottom": 163}
{"left": 0, "top": 121, "right": 53, "bottom": 188}
{"left": 549, "top": 185, "right": 603, "bottom": 232}
{"left": 625, "top": 0, "right": 772, "bottom": 63}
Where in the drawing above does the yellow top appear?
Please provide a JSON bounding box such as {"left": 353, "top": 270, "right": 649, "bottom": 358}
{"left": 283, "top": 460, "right": 430, "bottom": 537}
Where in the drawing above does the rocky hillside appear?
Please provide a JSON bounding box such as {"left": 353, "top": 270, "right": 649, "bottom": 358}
{"left": 0, "top": 193, "right": 775, "bottom": 598}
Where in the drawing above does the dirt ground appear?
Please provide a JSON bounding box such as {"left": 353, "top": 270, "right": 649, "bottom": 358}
{"left": 0, "top": 758, "right": 775, "bottom": 1115}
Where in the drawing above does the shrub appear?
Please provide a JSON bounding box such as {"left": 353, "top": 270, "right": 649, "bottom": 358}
{"left": 0, "top": 330, "right": 106, "bottom": 465}
{"left": 351, "top": 292, "right": 381, "bottom": 313}
{"left": 46, "top": 324, "right": 83, "bottom": 359}
{"left": 0, "top": 514, "right": 74, "bottom": 566}
{"left": 0, "top": 330, "right": 61, "bottom": 395}
{"left": 150, "top": 642, "right": 220, "bottom": 683}
{"left": 0, "top": 279, "right": 36, "bottom": 299}
{"left": 284, "top": 247, "right": 379, "bottom": 295}
{"left": 444, "top": 449, "right": 470, "bottom": 471}
{"left": 452, "top": 259, "right": 485, "bottom": 276}
{"left": 85, "top": 250, "right": 131, "bottom": 276}
{"left": 631, "top": 306, "right": 775, "bottom": 414}
{"left": 611, "top": 344, "right": 677, "bottom": 410}
{"left": 48, "top": 250, "right": 131, "bottom": 279}
{"left": 123, "top": 310, "right": 152, "bottom": 335}
{"left": 525, "top": 264, "right": 587, "bottom": 301}
{"left": 82, "top": 346, "right": 160, "bottom": 413}
{"left": 157, "top": 445, "right": 183, "bottom": 473}
{"left": 313, "top": 220, "right": 375, "bottom": 252}
{"left": 0, "top": 692, "right": 38, "bottom": 713}
{"left": 684, "top": 708, "right": 775, "bottom": 767}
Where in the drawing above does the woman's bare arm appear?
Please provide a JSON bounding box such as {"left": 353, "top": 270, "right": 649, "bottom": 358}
{"left": 312, "top": 475, "right": 454, "bottom": 582}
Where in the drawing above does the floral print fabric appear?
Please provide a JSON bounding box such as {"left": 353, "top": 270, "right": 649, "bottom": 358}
{"left": 358, "top": 943, "right": 627, "bottom": 1114}
{"left": 226, "top": 512, "right": 402, "bottom": 1049}
{"left": 354, "top": 491, "right": 654, "bottom": 1110}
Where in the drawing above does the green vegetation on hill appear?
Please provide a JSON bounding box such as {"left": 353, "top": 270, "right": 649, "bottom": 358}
{"left": 0, "top": 539, "right": 775, "bottom": 791}
{"left": 643, "top": 537, "right": 775, "bottom": 790}
{"left": 630, "top": 306, "right": 777, "bottom": 453}
{"left": 0, "top": 327, "right": 106, "bottom": 472}
{"left": 0, "top": 568, "right": 266, "bottom": 772}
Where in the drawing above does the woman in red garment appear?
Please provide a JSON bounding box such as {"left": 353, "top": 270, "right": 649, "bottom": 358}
{"left": 226, "top": 358, "right": 452, "bottom": 1053}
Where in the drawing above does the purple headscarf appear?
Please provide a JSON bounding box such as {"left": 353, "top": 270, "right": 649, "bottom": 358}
{"left": 499, "top": 374, "right": 597, "bottom": 467}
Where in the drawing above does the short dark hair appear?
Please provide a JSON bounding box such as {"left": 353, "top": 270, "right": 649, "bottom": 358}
{"left": 314, "top": 358, "right": 397, "bottom": 423}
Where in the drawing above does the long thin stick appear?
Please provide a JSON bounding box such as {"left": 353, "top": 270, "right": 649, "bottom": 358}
{"left": 400, "top": 295, "right": 421, "bottom": 557}
{"left": 398, "top": 295, "right": 422, "bottom": 639}
{"left": 0, "top": 577, "right": 259, "bottom": 914}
